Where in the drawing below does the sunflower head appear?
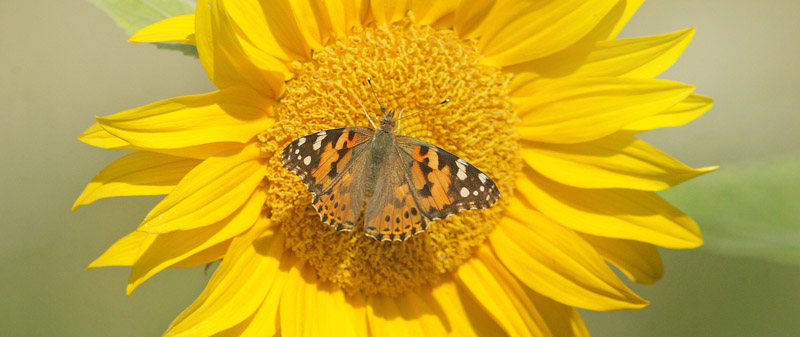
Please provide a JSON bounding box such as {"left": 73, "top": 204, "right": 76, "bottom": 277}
{"left": 259, "top": 18, "right": 520, "bottom": 296}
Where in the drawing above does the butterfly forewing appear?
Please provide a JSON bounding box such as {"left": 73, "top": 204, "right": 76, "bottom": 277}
{"left": 396, "top": 136, "right": 500, "bottom": 221}
{"left": 281, "top": 127, "right": 373, "bottom": 195}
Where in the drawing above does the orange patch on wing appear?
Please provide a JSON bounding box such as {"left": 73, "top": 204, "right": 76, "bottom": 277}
{"left": 312, "top": 143, "right": 341, "bottom": 187}
{"left": 413, "top": 146, "right": 440, "bottom": 168}
{"left": 410, "top": 162, "right": 427, "bottom": 187}
{"left": 426, "top": 166, "right": 453, "bottom": 210}
{"left": 334, "top": 131, "right": 354, "bottom": 149}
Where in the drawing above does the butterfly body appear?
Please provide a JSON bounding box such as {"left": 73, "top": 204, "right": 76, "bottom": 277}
{"left": 282, "top": 108, "right": 500, "bottom": 242}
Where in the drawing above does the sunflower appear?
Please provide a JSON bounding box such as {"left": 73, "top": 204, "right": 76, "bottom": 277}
{"left": 76, "top": 0, "right": 715, "bottom": 335}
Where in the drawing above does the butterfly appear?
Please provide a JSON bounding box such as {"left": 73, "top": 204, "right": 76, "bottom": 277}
{"left": 281, "top": 100, "right": 500, "bottom": 242}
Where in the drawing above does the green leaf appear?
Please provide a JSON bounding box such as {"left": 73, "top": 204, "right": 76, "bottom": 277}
{"left": 660, "top": 156, "right": 800, "bottom": 267}
{"left": 89, "top": 0, "right": 197, "bottom": 56}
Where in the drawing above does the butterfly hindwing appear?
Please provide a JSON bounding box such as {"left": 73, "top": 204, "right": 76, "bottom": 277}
{"left": 363, "top": 148, "right": 429, "bottom": 241}
{"left": 397, "top": 136, "right": 500, "bottom": 221}
{"left": 310, "top": 153, "right": 370, "bottom": 231}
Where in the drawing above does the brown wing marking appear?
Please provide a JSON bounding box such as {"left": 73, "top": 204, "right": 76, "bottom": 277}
{"left": 407, "top": 144, "right": 456, "bottom": 219}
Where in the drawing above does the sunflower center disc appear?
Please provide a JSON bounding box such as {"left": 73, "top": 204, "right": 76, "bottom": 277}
{"left": 260, "top": 19, "right": 520, "bottom": 296}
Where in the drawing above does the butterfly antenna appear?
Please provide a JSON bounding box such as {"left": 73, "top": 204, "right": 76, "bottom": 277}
{"left": 366, "top": 78, "right": 387, "bottom": 114}
{"left": 356, "top": 97, "right": 377, "bottom": 129}
{"left": 395, "top": 107, "right": 406, "bottom": 132}
{"left": 397, "top": 99, "right": 450, "bottom": 122}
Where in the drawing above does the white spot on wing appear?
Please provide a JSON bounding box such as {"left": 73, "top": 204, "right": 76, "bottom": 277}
{"left": 460, "top": 187, "right": 469, "bottom": 198}
{"left": 297, "top": 137, "right": 306, "bottom": 146}
{"left": 313, "top": 133, "right": 326, "bottom": 150}
{"left": 480, "top": 185, "right": 485, "bottom": 192}
{"left": 303, "top": 156, "right": 312, "bottom": 165}
{"left": 472, "top": 190, "right": 478, "bottom": 196}
{"left": 457, "top": 169, "right": 467, "bottom": 180}
{"left": 294, "top": 149, "right": 300, "bottom": 154}
{"left": 478, "top": 173, "right": 488, "bottom": 184}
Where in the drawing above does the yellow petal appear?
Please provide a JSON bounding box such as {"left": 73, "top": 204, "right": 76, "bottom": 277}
{"left": 283, "top": 0, "right": 327, "bottom": 49}
{"left": 456, "top": 246, "right": 552, "bottom": 337}
{"left": 370, "top": 0, "right": 410, "bottom": 26}
{"left": 496, "top": 203, "right": 648, "bottom": 310}
{"left": 73, "top": 151, "right": 200, "bottom": 211}
{"left": 129, "top": 14, "right": 196, "bottom": 44}
{"left": 78, "top": 123, "right": 134, "bottom": 150}
{"left": 278, "top": 262, "right": 368, "bottom": 337}
{"left": 315, "top": 282, "right": 365, "bottom": 337}
{"left": 623, "top": 94, "right": 713, "bottom": 131}
{"left": 453, "top": 0, "right": 496, "bottom": 39}
{"left": 368, "top": 288, "right": 453, "bottom": 337}
{"left": 226, "top": 0, "right": 335, "bottom": 61}
{"left": 126, "top": 188, "right": 266, "bottom": 294}
{"left": 405, "top": 289, "right": 453, "bottom": 336}
{"left": 431, "top": 11, "right": 455, "bottom": 29}
{"left": 280, "top": 260, "right": 321, "bottom": 337}
{"left": 343, "top": 0, "right": 371, "bottom": 32}
{"left": 521, "top": 132, "right": 715, "bottom": 191}
{"left": 165, "top": 219, "right": 282, "bottom": 336}
{"left": 225, "top": 0, "right": 309, "bottom": 61}
{"left": 580, "top": 28, "right": 695, "bottom": 79}
{"left": 139, "top": 144, "right": 264, "bottom": 233}
{"left": 168, "top": 239, "right": 230, "bottom": 268}
{"left": 409, "top": 0, "right": 458, "bottom": 26}
{"left": 350, "top": 293, "right": 371, "bottom": 337}
{"left": 215, "top": 253, "right": 295, "bottom": 337}
{"left": 479, "top": 0, "right": 618, "bottom": 66}
{"left": 97, "top": 88, "right": 275, "bottom": 149}
{"left": 510, "top": 28, "right": 695, "bottom": 85}
{"left": 504, "top": 0, "right": 630, "bottom": 88}
{"left": 316, "top": 0, "right": 369, "bottom": 36}
{"left": 146, "top": 142, "right": 246, "bottom": 160}
{"left": 606, "top": 0, "right": 645, "bottom": 40}
{"left": 580, "top": 234, "right": 663, "bottom": 284}
{"left": 366, "top": 293, "right": 426, "bottom": 337}
{"left": 516, "top": 168, "right": 703, "bottom": 248}
{"left": 196, "top": 0, "right": 288, "bottom": 98}
{"left": 78, "top": 123, "right": 241, "bottom": 159}
{"left": 430, "top": 277, "right": 507, "bottom": 337}
{"left": 516, "top": 78, "right": 694, "bottom": 144}
{"left": 524, "top": 286, "right": 589, "bottom": 337}
{"left": 87, "top": 231, "right": 148, "bottom": 269}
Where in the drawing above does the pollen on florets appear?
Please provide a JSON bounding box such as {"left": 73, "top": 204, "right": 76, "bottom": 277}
{"left": 259, "top": 18, "right": 520, "bottom": 296}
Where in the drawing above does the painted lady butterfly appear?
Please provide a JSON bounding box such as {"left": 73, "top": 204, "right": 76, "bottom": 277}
{"left": 281, "top": 99, "right": 500, "bottom": 242}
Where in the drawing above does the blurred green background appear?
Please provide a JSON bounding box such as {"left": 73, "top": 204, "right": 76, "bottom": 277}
{"left": 1, "top": 0, "right": 798, "bottom": 336}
